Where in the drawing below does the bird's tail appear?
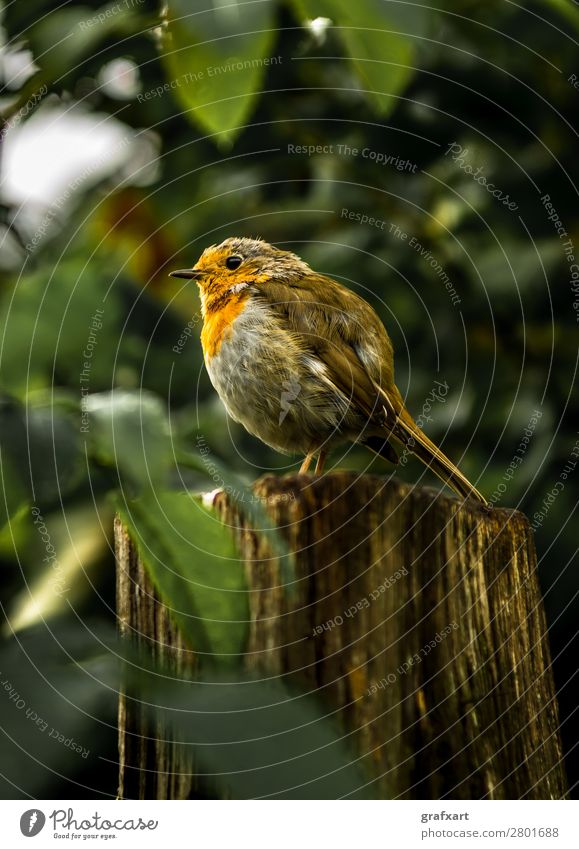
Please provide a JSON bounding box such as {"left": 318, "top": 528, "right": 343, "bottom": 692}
{"left": 373, "top": 384, "right": 487, "bottom": 505}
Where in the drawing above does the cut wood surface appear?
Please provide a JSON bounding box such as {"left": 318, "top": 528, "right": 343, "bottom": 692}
{"left": 116, "top": 472, "right": 567, "bottom": 799}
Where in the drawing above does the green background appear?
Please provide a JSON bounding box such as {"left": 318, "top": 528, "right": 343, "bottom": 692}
{"left": 0, "top": 0, "right": 577, "bottom": 798}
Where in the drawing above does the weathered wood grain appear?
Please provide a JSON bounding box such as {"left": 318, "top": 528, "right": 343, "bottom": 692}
{"left": 116, "top": 473, "right": 567, "bottom": 799}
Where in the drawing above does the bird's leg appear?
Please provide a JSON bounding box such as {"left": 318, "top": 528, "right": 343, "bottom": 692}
{"left": 314, "top": 449, "right": 327, "bottom": 475}
{"left": 299, "top": 450, "right": 316, "bottom": 474}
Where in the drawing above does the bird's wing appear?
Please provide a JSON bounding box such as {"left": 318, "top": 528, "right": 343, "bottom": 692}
{"left": 255, "top": 273, "right": 399, "bottom": 426}
{"left": 256, "top": 274, "right": 486, "bottom": 502}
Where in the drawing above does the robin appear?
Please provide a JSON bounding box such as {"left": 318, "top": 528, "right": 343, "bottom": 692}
{"left": 170, "top": 237, "right": 486, "bottom": 503}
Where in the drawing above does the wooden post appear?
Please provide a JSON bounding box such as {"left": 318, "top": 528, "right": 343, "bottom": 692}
{"left": 115, "top": 472, "right": 567, "bottom": 799}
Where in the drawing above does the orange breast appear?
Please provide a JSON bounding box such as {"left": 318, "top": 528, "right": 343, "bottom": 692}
{"left": 201, "top": 295, "right": 248, "bottom": 359}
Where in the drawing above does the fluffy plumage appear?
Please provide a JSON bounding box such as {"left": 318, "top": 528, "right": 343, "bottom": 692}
{"left": 170, "top": 237, "right": 486, "bottom": 503}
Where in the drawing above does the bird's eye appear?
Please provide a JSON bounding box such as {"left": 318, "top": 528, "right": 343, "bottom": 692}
{"left": 225, "top": 255, "right": 243, "bottom": 270}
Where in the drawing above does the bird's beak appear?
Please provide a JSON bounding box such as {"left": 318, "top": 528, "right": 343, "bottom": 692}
{"left": 169, "top": 268, "right": 204, "bottom": 280}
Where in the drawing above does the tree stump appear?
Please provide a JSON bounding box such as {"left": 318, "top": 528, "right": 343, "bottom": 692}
{"left": 115, "top": 472, "right": 567, "bottom": 799}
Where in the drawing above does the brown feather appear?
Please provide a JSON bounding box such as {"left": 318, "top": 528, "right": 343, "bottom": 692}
{"left": 186, "top": 237, "right": 486, "bottom": 504}
{"left": 258, "top": 274, "right": 486, "bottom": 504}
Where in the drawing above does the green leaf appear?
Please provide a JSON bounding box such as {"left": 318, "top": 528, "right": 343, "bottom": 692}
{"left": 294, "top": 0, "right": 428, "bottom": 115}
{"left": 0, "top": 395, "right": 83, "bottom": 526}
{"left": 0, "top": 451, "right": 29, "bottom": 533}
{"left": 161, "top": 0, "right": 277, "bottom": 146}
{"left": 0, "top": 622, "right": 119, "bottom": 799}
{"left": 27, "top": 405, "right": 83, "bottom": 502}
{"left": 5, "top": 501, "right": 113, "bottom": 635}
{"left": 138, "top": 670, "right": 371, "bottom": 799}
{"left": 23, "top": 4, "right": 145, "bottom": 87}
{"left": 115, "top": 490, "right": 248, "bottom": 663}
{"left": 461, "top": 237, "right": 563, "bottom": 296}
{"left": 85, "top": 390, "right": 173, "bottom": 487}
{"left": 177, "top": 444, "right": 292, "bottom": 565}
{"left": 0, "top": 503, "right": 30, "bottom": 558}
{"left": 539, "top": 0, "right": 579, "bottom": 34}
{"left": 0, "top": 263, "right": 122, "bottom": 395}
{"left": 28, "top": 8, "right": 116, "bottom": 81}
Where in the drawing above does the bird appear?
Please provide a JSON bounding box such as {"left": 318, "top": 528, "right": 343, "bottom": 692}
{"left": 170, "top": 237, "right": 486, "bottom": 504}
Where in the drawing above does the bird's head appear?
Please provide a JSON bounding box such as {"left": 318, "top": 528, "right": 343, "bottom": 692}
{"left": 169, "top": 237, "right": 310, "bottom": 306}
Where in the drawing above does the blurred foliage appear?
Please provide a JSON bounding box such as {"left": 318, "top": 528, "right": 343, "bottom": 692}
{"left": 0, "top": 0, "right": 578, "bottom": 797}
{"left": 116, "top": 490, "right": 249, "bottom": 659}
{"left": 127, "top": 662, "right": 370, "bottom": 799}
